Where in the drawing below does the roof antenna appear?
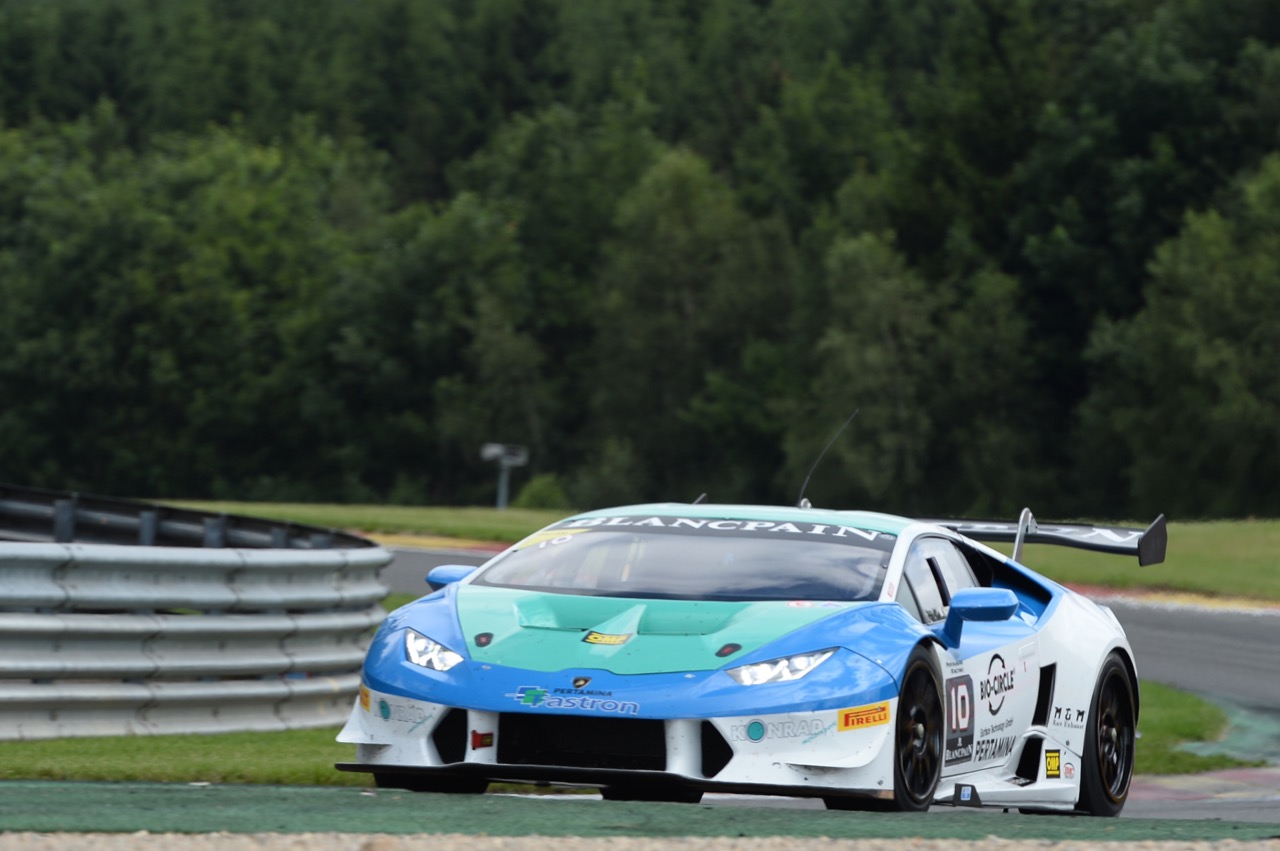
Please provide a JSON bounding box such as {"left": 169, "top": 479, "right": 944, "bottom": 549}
{"left": 692, "top": 493, "right": 708, "bottom": 504}
{"left": 796, "top": 409, "right": 860, "bottom": 508}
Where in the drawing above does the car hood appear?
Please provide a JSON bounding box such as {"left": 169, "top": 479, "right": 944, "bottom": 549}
{"left": 452, "top": 584, "right": 875, "bottom": 675}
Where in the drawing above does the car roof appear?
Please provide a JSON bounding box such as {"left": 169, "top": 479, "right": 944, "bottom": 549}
{"left": 562, "top": 502, "right": 916, "bottom": 537}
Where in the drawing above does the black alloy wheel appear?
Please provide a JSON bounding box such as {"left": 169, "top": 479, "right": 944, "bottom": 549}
{"left": 893, "top": 647, "right": 943, "bottom": 811}
{"left": 1077, "top": 653, "right": 1136, "bottom": 816}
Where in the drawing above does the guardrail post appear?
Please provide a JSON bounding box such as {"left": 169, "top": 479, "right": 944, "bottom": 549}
{"left": 203, "top": 516, "right": 227, "bottom": 548}
{"left": 139, "top": 510, "right": 158, "bottom": 546}
{"left": 54, "top": 498, "right": 76, "bottom": 542}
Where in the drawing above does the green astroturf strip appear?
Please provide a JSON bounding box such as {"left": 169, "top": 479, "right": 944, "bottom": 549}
{"left": 0, "top": 782, "right": 1278, "bottom": 841}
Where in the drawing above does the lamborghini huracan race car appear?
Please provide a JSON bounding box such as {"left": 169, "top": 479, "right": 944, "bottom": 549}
{"left": 337, "top": 502, "right": 1166, "bottom": 815}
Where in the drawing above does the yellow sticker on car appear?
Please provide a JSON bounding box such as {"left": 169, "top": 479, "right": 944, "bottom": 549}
{"left": 583, "top": 631, "right": 630, "bottom": 645}
{"left": 838, "top": 701, "right": 890, "bottom": 731}
{"left": 512, "top": 528, "right": 591, "bottom": 550}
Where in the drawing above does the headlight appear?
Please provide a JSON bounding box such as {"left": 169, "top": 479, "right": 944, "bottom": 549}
{"left": 404, "top": 629, "right": 463, "bottom": 672}
{"left": 727, "top": 648, "right": 835, "bottom": 685}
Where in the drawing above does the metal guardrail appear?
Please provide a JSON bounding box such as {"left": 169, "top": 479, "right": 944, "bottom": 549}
{"left": 0, "top": 484, "right": 391, "bottom": 740}
{"left": 0, "top": 482, "right": 376, "bottom": 548}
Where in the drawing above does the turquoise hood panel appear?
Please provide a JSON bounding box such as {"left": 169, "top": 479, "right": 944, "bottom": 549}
{"left": 456, "top": 585, "right": 871, "bottom": 674}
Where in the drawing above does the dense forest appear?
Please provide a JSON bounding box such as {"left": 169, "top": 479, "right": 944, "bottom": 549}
{"left": 1, "top": 0, "right": 1277, "bottom": 519}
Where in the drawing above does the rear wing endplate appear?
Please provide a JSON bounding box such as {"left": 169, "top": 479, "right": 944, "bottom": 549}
{"left": 926, "top": 509, "right": 1167, "bottom": 567}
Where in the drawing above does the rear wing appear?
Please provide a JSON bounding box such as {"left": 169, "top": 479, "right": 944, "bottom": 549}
{"left": 925, "top": 509, "right": 1167, "bottom": 567}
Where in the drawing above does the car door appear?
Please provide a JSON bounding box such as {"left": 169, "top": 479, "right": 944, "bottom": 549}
{"left": 897, "top": 535, "right": 1040, "bottom": 779}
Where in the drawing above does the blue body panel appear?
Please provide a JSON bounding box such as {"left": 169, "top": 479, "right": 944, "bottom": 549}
{"left": 362, "top": 585, "right": 931, "bottom": 718}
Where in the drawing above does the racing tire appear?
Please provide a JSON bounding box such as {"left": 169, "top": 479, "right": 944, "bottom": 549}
{"left": 1076, "top": 653, "right": 1136, "bottom": 817}
{"left": 600, "top": 785, "right": 703, "bottom": 804}
{"left": 373, "top": 773, "right": 488, "bottom": 794}
{"left": 890, "top": 644, "right": 943, "bottom": 812}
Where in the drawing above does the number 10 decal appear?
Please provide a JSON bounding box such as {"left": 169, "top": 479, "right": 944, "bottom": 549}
{"left": 945, "top": 674, "right": 975, "bottom": 766}
{"left": 949, "top": 678, "right": 971, "bottom": 731}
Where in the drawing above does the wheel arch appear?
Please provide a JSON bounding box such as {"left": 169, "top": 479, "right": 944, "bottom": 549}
{"left": 893, "top": 637, "right": 946, "bottom": 811}
{"left": 1109, "top": 644, "right": 1140, "bottom": 726}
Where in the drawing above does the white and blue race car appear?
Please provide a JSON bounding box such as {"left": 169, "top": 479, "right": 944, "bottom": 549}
{"left": 337, "top": 502, "right": 1166, "bottom": 815}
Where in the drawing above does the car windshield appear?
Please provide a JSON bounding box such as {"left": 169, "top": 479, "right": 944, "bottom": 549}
{"left": 472, "top": 515, "right": 895, "bottom": 602}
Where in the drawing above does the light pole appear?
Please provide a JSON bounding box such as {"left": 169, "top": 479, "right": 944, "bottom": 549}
{"left": 480, "top": 443, "right": 529, "bottom": 510}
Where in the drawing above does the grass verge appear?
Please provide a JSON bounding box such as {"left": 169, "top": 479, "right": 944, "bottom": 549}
{"left": 0, "top": 682, "right": 1254, "bottom": 785}
{"left": 168, "top": 501, "right": 567, "bottom": 544}
{"left": 0, "top": 726, "right": 365, "bottom": 786}
{"left": 1135, "top": 681, "right": 1264, "bottom": 774}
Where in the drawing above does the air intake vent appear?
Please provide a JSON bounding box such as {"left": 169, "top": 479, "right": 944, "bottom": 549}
{"left": 431, "top": 708, "right": 468, "bottom": 764}
{"left": 700, "top": 721, "right": 733, "bottom": 777}
{"left": 498, "top": 714, "right": 666, "bottom": 770}
{"left": 1016, "top": 735, "right": 1043, "bottom": 784}
{"left": 1033, "top": 664, "right": 1056, "bottom": 726}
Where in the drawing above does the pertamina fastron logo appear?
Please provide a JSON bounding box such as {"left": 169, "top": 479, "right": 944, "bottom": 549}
{"left": 506, "top": 685, "right": 640, "bottom": 715}
{"left": 838, "top": 701, "right": 890, "bottom": 731}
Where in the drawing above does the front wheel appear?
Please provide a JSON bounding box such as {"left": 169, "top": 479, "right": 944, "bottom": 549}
{"left": 892, "top": 645, "right": 943, "bottom": 812}
{"left": 1076, "top": 653, "right": 1136, "bottom": 816}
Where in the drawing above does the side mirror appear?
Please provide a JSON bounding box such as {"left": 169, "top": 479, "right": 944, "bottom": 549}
{"left": 427, "top": 564, "right": 477, "bottom": 591}
{"left": 939, "top": 587, "right": 1019, "bottom": 648}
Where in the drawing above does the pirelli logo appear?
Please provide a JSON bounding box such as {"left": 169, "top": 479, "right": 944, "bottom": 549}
{"left": 583, "top": 631, "right": 630, "bottom": 645}
{"left": 838, "top": 701, "right": 890, "bottom": 731}
{"left": 358, "top": 684, "right": 371, "bottom": 712}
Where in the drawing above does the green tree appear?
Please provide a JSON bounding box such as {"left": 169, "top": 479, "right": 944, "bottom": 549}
{"left": 1006, "top": 0, "right": 1278, "bottom": 504}
{"left": 0, "top": 106, "right": 392, "bottom": 498}
{"left": 447, "top": 94, "right": 665, "bottom": 485}
{"left": 785, "top": 232, "right": 936, "bottom": 512}
{"left": 584, "top": 147, "right": 794, "bottom": 505}
{"left": 338, "top": 0, "right": 474, "bottom": 202}
{"left": 734, "top": 54, "right": 900, "bottom": 230}
{"left": 1078, "top": 154, "right": 1280, "bottom": 517}
{"left": 928, "top": 269, "right": 1043, "bottom": 516}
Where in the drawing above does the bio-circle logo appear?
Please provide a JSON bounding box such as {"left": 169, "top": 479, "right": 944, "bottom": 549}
{"left": 746, "top": 720, "right": 766, "bottom": 742}
{"left": 379, "top": 699, "right": 391, "bottom": 720}
{"left": 982, "top": 654, "right": 1013, "bottom": 715}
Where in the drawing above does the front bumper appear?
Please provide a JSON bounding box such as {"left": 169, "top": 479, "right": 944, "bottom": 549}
{"left": 337, "top": 683, "right": 898, "bottom": 798}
